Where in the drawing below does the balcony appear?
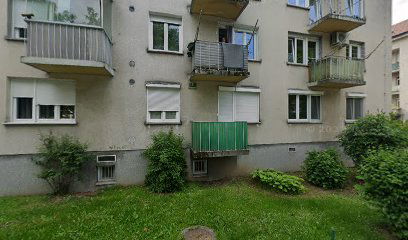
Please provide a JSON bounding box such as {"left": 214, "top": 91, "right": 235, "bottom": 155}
{"left": 21, "top": 20, "right": 113, "bottom": 76}
{"left": 190, "top": 0, "right": 249, "bottom": 20}
{"left": 308, "top": 0, "right": 366, "bottom": 33}
{"left": 189, "top": 40, "right": 249, "bottom": 83}
{"left": 191, "top": 121, "right": 249, "bottom": 158}
{"left": 392, "top": 62, "right": 400, "bottom": 72}
{"left": 308, "top": 57, "right": 365, "bottom": 90}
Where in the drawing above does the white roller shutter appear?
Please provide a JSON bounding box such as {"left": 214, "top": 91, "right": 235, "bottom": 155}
{"left": 147, "top": 87, "right": 180, "bottom": 111}
{"left": 235, "top": 92, "right": 259, "bottom": 123}
{"left": 36, "top": 79, "right": 76, "bottom": 105}
{"left": 218, "top": 91, "right": 234, "bottom": 122}
{"left": 10, "top": 79, "right": 35, "bottom": 97}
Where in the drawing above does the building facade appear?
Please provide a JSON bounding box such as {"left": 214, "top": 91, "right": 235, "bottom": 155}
{"left": 392, "top": 20, "right": 408, "bottom": 120}
{"left": 0, "top": 0, "right": 392, "bottom": 196}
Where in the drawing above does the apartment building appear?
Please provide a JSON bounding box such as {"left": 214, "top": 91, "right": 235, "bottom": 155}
{"left": 0, "top": 0, "right": 391, "bottom": 196}
{"left": 392, "top": 20, "right": 408, "bottom": 120}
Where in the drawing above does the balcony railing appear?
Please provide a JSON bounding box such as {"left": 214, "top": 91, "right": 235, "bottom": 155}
{"left": 309, "top": 0, "right": 366, "bottom": 32}
{"left": 308, "top": 56, "right": 365, "bottom": 90}
{"left": 21, "top": 20, "right": 113, "bottom": 76}
{"left": 189, "top": 40, "right": 249, "bottom": 83}
{"left": 392, "top": 62, "right": 400, "bottom": 72}
{"left": 191, "top": 121, "right": 249, "bottom": 158}
{"left": 190, "top": 0, "right": 249, "bottom": 20}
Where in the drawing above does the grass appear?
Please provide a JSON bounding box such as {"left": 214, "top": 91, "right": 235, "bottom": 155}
{"left": 0, "top": 179, "right": 390, "bottom": 240}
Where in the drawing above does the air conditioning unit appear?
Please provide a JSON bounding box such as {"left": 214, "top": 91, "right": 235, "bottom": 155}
{"left": 330, "top": 32, "right": 347, "bottom": 47}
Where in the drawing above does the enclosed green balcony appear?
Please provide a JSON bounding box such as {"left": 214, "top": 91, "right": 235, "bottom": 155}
{"left": 308, "top": 57, "right": 365, "bottom": 90}
{"left": 191, "top": 122, "right": 249, "bottom": 158}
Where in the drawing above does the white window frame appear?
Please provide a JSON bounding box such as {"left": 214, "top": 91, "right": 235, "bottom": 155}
{"left": 288, "top": 34, "right": 320, "bottom": 65}
{"left": 146, "top": 83, "right": 181, "bottom": 124}
{"left": 192, "top": 159, "right": 208, "bottom": 176}
{"left": 347, "top": 43, "right": 362, "bottom": 60}
{"left": 9, "top": 79, "right": 76, "bottom": 124}
{"left": 288, "top": 90, "right": 323, "bottom": 123}
{"left": 96, "top": 155, "right": 117, "bottom": 183}
{"left": 218, "top": 86, "right": 261, "bottom": 124}
{"left": 148, "top": 14, "right": 183, "bottom": 54}
{"left": 288, "top": 0, "right": 310, "bottom": 8}
{"left": 232, "top": 28, "right": 258, "bottom": 61}
{"left": 345, "top": 93, "right": 366, "bottom": 123}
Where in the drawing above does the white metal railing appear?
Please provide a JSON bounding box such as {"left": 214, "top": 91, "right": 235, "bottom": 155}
{"left": 309, "top": 0, "right": 365, "bottom": 24}
{"left": 192, "top": 40, "right": 248, "bottom": 73}
{"left": 25, "top": 20, "right": 113, "bottom": 68}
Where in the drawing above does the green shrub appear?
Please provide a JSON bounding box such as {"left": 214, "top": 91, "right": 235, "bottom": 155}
{"left": 144, "top": 131, "right": 186, "bottom": 193}
{"left": 252, "top": 169, "right": 306, "bottom": 194}
{"left": 359, "top": 149, "right": 408, "bottom": 239}
{"left": 33, "top": 134, "right": 92, "bottom": 195}
{"left": 338, "top": 113, "right": 408, "bottom": 165}
{"left": 303, "top": 148, "right": 349, "bottom": 189}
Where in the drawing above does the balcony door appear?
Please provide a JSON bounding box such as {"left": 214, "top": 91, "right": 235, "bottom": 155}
{"left": 345, "top": 0, "right": 362, "bottom": 18}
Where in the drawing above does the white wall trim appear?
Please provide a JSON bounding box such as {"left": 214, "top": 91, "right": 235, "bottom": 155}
{"left": 219, "top": 86, "right": 261, "bottom": 92}
{"left": 146, "top": 83, "right": 181, "bottom": 89}
{"left": 288, "top": 89, "right": 324, "bottom": 95}
{"left": 346, "top": 92, "right": 367, "bottom": 98}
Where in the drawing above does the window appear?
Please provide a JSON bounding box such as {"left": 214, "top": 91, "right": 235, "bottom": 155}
{"left": 9, "top": 78, "right": 76, "bottom": 124}
{"left": 146, "top": 83, "right": 181, "bottom": 124}
{"left": 192, "top": 160, "right": 208, "bottom": 176}
{"left": 9, "top": 0, "right": 103, "bottom": 39}
{"left": 218, "top": 87, "right": 260, "bottom": 123}
{"left": 392, "top": 95, "right": 400, "bottom": 110}
{"left": 309, "top": 0, "right": 322, "bottom": 23}
{"left": 345, "top": 0, "right": 363, "bottom": 18}
{"left": 233, "top": 29, "right": 258, "bottom": 60}
{"left": 149, "top": 14, "right": 182, "bottom": 53}
{"left": 288, "top": 90, "right": 322, "bottom": 123}
{"left": 346, "top": 43, "right": 363, "bottom": 60}
{"left": 346, "top": 95, "right": 364, "bottom": 121}
{"left": 288, "top": 0, "right": 309, "bottom": 8}
{"left": 288, "top": 35, "right": 320, "bottom": 65}
{"left": 96, "top": 155, "right": 116, "bottom": 183}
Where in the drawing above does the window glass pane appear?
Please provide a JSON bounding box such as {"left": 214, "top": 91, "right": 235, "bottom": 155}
{"left": 246, "top": 33, "right": 255, "bottom": 60}
{"left": 298, "top": 0, "right": 306, "bottom": 7}
{"left": 153, "top": 22, "right": 164, "bottom": 50}
{"left": 234, "top": 31, "right": 244, "bottom": 45}
{"left": 16, "top": 98, "right": 33, "bottom": 119}
{"left": 345, "top": 0, "right": 352, "bottom": 16}
{"left": 288, "top": 0, "right": 296, "bottom": 5}
{"left": 296, "top": 39, "right": 304, "bottom": 64}
{"left": 308, "top": 41, "right": 317, "bottom": 63}
{"left": 346, "top": 45, "right": 350, "bottom": 59}
{"left": 346, "top": 98, "right": 353, "bottom": 120}
{"left": 288, "top": 38, "right": 294, "bottom": 63}
{"left": 168, "top": 24, "right": 180, "bottom": 52}
{"left": 165, "top": 111, "right": 177, "bottom": 120}
{"left": 354, "top": 98, "right": 363, "bottom": 119}
{"left": 299, "top": 95, "right": 308, "bottom": 119}
{"left": 352, "top": 46, "right": 359, "bottom": 59}
{"left": 150, "top": 111, "right": 162, "bottom": 120}
{"left": 311, "top": 96, "right": 320, "bottom": 120}
{"left": 39, "top": 105, "right": 55, "bottom": 119}
{"left": 60, "top": 105, "right": 75, "bottom": 119}
{"left": 288, "top": 95, "right": 297, "bottom": 119}
{"left": 354, "top": 0, "right": 361, "bottom": 17}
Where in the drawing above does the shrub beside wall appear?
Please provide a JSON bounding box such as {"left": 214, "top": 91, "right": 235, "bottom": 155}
{"left": 34, "top": 134, "right": 92, "bottom": 195}
{"left": 144, "top": 131, "right": 186, "bottom": 193}
{"left": 252, "top": 169, "right": 306, "bottom": 195}
{"left": 303, "top": 148, "right": 349, "bottom": 189}
{"left": 359, "top": 149, "right": 408, "bottom": 239}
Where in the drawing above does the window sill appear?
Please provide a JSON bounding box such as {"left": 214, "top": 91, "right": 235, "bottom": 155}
{"left": 248, "top": 121, "right": 262, "bottom": 125}
{"left": 3, "top": 121, "right": 77, "bottom": 126}
{"left": 287, "top": 120, "right": 322, "bottom": 124}
{"left": 96, "top": 181, "right": 117, "bottom": 186}
{"left": 286, "top": 4, "right": 310, "bottom": 10}
{"left": 345, "top": 120, "right": 357, "bottom": 124}
{"left": 248, "top": 59, "right": 262, "bottom": 63}
{"left": 287, "top": 62, "right": 309, "bottom": 68}
{"left": 146, "top": 48, "right": 184, "bottom": 56}
{"left": 145, "top": 121, "right": 182, "bottom": 126}
{"left": 4, "top": 36, "right": 25, "bottom": 42}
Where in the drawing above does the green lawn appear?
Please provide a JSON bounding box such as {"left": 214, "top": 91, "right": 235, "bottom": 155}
{"left": 0, "top": 179, "right": 390, "bottom": 240}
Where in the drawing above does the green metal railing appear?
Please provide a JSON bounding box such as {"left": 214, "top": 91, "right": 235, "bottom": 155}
{"left": 309, "top": 57, "right": 365, "bottom": 84}
{"left": 192, "top": 122, "right": 248, "bottom": 153}
{"left": 392, "top": 62, "right": 400, "bottom": 72}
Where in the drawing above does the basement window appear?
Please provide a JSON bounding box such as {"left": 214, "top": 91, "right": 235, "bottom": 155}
{"left": 192, "top": 160, "right": 208, "bottom": 176}
{"left": 97, "top": 155, "right": 116, "bottom": 183}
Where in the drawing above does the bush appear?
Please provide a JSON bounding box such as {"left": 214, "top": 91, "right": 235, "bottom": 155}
{"left": 338, "top": 113, "right": 408, "bottom": 165}
{"left": 303, "top": 148, "right": 349, "bottom": 189}
{"left": 33, "top": 134, "right": 92, "bottom": 195}
{"left": 359, "top": 149, "right": 408, "bottom": 239}
{"left": 144, "top": 131, "right": 186, "bottom": 193}
{"left": 252, "top": 169, "right": 306, "bottom": 194}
